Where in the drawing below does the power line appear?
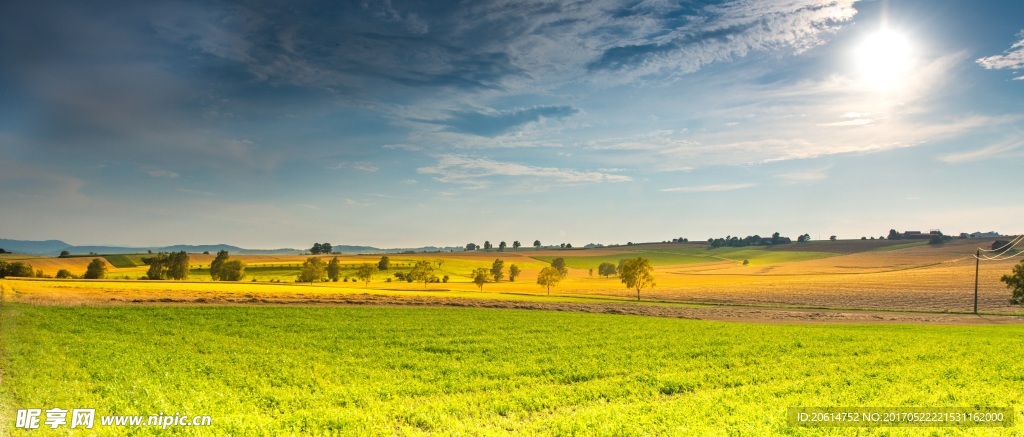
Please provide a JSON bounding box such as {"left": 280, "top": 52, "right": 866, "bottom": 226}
{"left": 978, "top": 235, "right": 1023, "bottom": 252}
{"left": 974, "top": 235, "right": 1024, "bottom": 261}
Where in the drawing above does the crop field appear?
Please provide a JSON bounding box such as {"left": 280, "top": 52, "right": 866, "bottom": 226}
{"left": 1, "top": 304, "right": 1023, "bottom": 436}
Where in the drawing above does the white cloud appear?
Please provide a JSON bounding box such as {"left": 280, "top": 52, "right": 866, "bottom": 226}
{"left": 976, "top": 30, "right": 1024, "bottom": 80}
{"left": 939, "top": 139, "right": 1024, "bottom": 163}
{"left": 417, "top": 154, "right": 632, "bottom": 188}
{"left": 660, "top": 183, "right": 755, "bottom": 193}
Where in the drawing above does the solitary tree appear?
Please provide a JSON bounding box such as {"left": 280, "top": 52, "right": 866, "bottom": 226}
{"left": 56, "top": 269, "right": 73, "bottom": 279}
{"left": 536, "top": 267, "right": 561, "bottom": 295}
{"left": 619, "top": 257, "right": 655, "bottom": 301}
{"left": 409, "top": 260, "right": 435, "bottom": 288}
{"left": 356, "top": 263, "right": 376, "bottom": 287}
{"left": 484, "top": 241, "right": 493, "bottom": 250}
{"left": 513, "top": 241, "right": 521, "bottom": 251}
{"left": 551, "top": 258, "right": 568, "bottom": 277}
{"left": 1003, "top": 259, "right": 1024, "bottom": 305}
{"left": 472, "top": 267, "right": 489, "bottom": 291}
{"left": 499, "top": 241, "right": 507, "bottom": 252}
{"left": 598, "top": 262, "right": 617, "bottom": 278}
{"left": 466, "top": 243, "right": 478, "bottom": 251}
{"left": 327, "top": 257, "right": 342, "bottom": 281}
{"left": 84, "top": 258, "right": 107, "bottom": 280}
{"left": 299, "top": 257, "right": 325, "bottom": 283}
{"left": 491, "top": 258, "right": 505, "bottom": 282}
{"left": 830, "top": 235, "right": 837, "bottom": 241}
{"left": 210, "top": 250, "right": 229, "bottom": 280}
{"left": 59, "top": 250, "right": 70, "bottom": 258}
{"left": 377, "top": 256, "right": 390, "bottom": 271}
{"left": 219, "top": 260, "right": 246, "bottom": 281}
{"left": 533, "top": 240, "right": 541, "bottom": 249}
{"left": 509, "top": 264, "right": 521, "bottom": 282}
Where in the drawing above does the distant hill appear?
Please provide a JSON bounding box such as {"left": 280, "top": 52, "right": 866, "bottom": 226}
{"left": 0, "top": 238, "right": 461, "bottom": 256}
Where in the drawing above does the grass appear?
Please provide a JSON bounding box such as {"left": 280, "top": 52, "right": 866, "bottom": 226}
{"left": 102, "top": 254, "right": 140, "bottom": 268}
{"left": 2, "top": 304, "right": 1023, "bottom": 435}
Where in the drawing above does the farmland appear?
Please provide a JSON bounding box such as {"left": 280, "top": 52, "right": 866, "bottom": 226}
{"left": 2, "top": 304, "right": 1023, "bottom": 435}
{"left": 4, "top": 238, "right": 1024, "bottom": 434}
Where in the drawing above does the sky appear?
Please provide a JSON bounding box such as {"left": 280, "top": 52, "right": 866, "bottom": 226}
{"left": 1, "top": 0, "right": 1023, "bottom": 249}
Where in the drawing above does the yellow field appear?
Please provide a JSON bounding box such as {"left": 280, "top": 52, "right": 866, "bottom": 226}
{"left": 3, "top": 238, "right": 1021, "bottom": 315}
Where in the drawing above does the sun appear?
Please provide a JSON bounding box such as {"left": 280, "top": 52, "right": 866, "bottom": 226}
{"left": 854, "top": 29, "right": 912, "bottom": 91}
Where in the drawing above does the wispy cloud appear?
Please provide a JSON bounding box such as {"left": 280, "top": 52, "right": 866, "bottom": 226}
{"left": 329, "top": 161, "right": 379, "bottom": 172}
{"left": 417, "top": 154, "right": 631, "bottom": 188}
{"left": 660, "top": 183, "right": 755, "bottom": 193}
{"left": 145, "top": 168, "right": 180, "bottom": 178}
{"left": 775, "top": 166, "right": 831, "bottom": 184}
{"left": 977, "top": 30, "right": 1024, "bottom": 80}
{"left": 939, "top": 139, "right": 1024, "bottom": 163}
{"left": 415, "top": 106, "right": 579, "bottom": 137}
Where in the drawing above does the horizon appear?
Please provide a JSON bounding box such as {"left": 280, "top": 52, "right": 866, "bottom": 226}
{"left": 2, "top": 0, "right": 1023, "bottom": 248}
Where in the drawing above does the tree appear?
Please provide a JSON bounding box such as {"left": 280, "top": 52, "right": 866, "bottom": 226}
{"left": 551, "top": 258, "right": 567, "bottom": 277}
{"left": 509, "top": 264, "right": 521, "bottom": 282}
{"left": 219, "top": 260, "right": 246, "bottom": 281}
{"left": 59, "top": 250, "right": 71, "bottom": 258}
{"left": 491, "top": 258, "right": 505, "bottom": 282}
{"left": 499, "top": 241, "right": 507, "bottom": 252}
{"left": 888, "top": 229, "right": 901, "bottom": 240}
{"left": 484, "top": 241, "right": 493, "bottom": 250}
{"left": 409, "top": 260, "right": 435, "bottom": 288}
{"left": 536, "top": 267, "right": 561, "bottom": 295}
{"left": 56, "top": 269, "right": 73, "bottom": 279}
{"left": 797, "top": 234, "right": 811, "bottom": 243}
{"left": 356, "top": 263, "right": 376, "bottom": 287}
{"left": 513, "top": 241, "right": 521, "bottom": 251}
{"left": 377, "top": 256, "right": 391, "bottom": 271}
{"left": 1003, "top": 260, "right": 1024, "bottom": 304}
{"left": 565, "top": 243, "right": 573, "bottom": 249}
{"left": 466, "top": 243, "right": 478, "bottom": 251}
{"left": 210, "top": 250, "right": 229, "bottom": 280}
{"left": 145, "top": 255, "right": 166, "bottom": 280}
{"left": 310, "top": 242, "right": 333, "bottom": 255}
{"left": 84, "top": 258, "right": 107, "bottom": 280}
{"left": 771, "top": 232, "right": 781, "bottom": 245}
{"left": 533, "top": 240, "right": 541, "bottom": 249}
{"left": 0, "top": 261, "right": 33, "bottom": 278}
{"left": 598, "top": 262, "right": 617, "bottom": 278}
{"left": 830, "top": 235, "right": 837, "bottom": 241}
{"left": 472, "top": 267, "right": 489, "bottom": 291}
{"left": 299, "top": 257, "right": 325, "bottom": 283}
{"left": 327, "top": 257, "right": 342, "bottom": 281}
{"left": 165, "top": 251, "right": 190, "bottom": 280}
{"left": 619, "top": 257, "right": 655, "bottom": 301}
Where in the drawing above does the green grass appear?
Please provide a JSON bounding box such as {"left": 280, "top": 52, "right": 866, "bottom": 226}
{"left": 102, "top": 254, "right": 140, "bottom": 268}
{"left": 533, "top": 246, "right": 836, "bottom": 269}
{"left": 2, "top": 304, "right": 1022, "bottom": 435}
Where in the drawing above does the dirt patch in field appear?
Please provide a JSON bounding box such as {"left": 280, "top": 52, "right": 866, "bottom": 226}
{"left": 6, "top": 284, "right": 1021, "bottom": 325}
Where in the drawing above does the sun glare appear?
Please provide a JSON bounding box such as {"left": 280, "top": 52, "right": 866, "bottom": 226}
{"left": 854, "top": 29, "right": 912, "bottom": 91}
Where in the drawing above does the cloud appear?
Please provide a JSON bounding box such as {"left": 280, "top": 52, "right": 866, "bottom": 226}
{"left": 146, "top": 168, "right": 180, "bottom": 178}
{"left": 660, "top": 183, "right": 755, "bottom": 193}
{"left": 417, "top": 154, "right": 631, "bottom": 187}
{"left": 939, "top": 139, "right": 1024, "bottom": 163}
{"left": 417, "top": 106, "right": 579, "bottom": 137}
{"left": 328, "top": 161, "right": 379, "bottom": 172}
{"left": 587, "top": 0, "right": 858, "bottom": 83}
{"left": 976, "top": 30, "right": 1024, "bottom": 80}
{"left": 177, "top": 188, "right": 216, "bottom": 196}
{"left": 775, "top": 166, "right": 831, "bottom": 184}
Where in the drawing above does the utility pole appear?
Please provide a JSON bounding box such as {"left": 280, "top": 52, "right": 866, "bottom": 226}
{"left": 974, "top": 248, "right": 980, "bottom": 315}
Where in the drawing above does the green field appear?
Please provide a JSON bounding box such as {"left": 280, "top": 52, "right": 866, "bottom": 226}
{"left": 2, "top": 304, "right": 1021, "bottom": 435}
{"left": 102, "top": 254, "right": 140, "bottom": 268}
{"left": 533, "top": 245, "right": 837, "bottom": 269}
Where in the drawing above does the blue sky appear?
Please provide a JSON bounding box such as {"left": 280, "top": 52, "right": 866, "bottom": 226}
{"left": 1, "top": 0, "right": 1023, "bottom": 249}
